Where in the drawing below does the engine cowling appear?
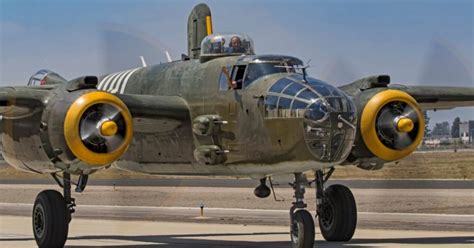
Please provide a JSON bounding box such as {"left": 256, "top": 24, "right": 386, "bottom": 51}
{"left": 346, "top": 88, "right": 425, "bottom": 170}
{"left": 1, "top": 76, "right": 133, "bottom": 174}
{"left": 60, "top": 91, "right": 133, "bottom": 166}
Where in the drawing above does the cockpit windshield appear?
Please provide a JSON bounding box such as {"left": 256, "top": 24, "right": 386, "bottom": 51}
{"left": 243, "top": 55, "right": 304, "bottom": 87}
{"left": 244, "top": 63, "right": 292, "bottom": 87}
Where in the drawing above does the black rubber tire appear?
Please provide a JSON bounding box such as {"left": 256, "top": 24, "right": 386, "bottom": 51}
{"left": 290, "top": 209, "right": 315, "bottom": 248}
{"left": 32, "top": 190, "right": 69, "bottom": 248}
{"left": 318, "top": 184, "right": 357, "bottom": 241}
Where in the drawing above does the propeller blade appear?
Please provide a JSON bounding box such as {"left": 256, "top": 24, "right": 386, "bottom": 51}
{"left": 377, "top": 117, "right": 394, "bottom": 129}
{"left": 418, "top": 39, "right": 472, "bottom": 86}
{"left": 393, "top": 132, "right": 413, "bottom": 150}
{"left": 101, "top": 104, "right": 121, "bottom": 121}
{"left": 100, "top": 23, "right": 171, "bottom": 73}
{"left": 321, "top": 57, "right": 360, "bottom": 86}
{"left": 104, "top": 135, "right": 123, "bottom": 152}
{"left": 79, "top": 118, "right": 100, "bottom": 140}
{"left": 401, "top": 107, "right": 417, "bottom": 121}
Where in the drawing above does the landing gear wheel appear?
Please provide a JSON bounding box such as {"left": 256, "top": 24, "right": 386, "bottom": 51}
{"left": 33, "top": 190, "right": 69, "bottom": 248}
{"left": 318, "top": 184, "right": 357, "bottom": 241}
{"left": 290, "top": 210, "right": 315, "bottom": 248}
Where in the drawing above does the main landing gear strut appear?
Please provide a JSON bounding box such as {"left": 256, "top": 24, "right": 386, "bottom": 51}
{"left": 32, "top": 172, "right": 88, "bottom": 248}
{"left": 288, "top": 169, "right": 357, "bottom": 248}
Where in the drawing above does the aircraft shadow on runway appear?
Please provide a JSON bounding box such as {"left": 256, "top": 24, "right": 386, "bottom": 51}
{"left": 1, "top": 233, "right": 472, "bottom": 247}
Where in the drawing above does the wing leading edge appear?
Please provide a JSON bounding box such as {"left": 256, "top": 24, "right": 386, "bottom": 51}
{"left": 390, "top": 85, "right": 474, "bottom": 110}
{"left": 116, "top": 94, "right": 191, "bottom": 134}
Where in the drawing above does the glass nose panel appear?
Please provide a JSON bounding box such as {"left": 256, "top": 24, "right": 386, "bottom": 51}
{"left": 282, "top": 83, "right": 305, "bottom": 95}
{"left": 265, "top": 75, "right": 357, "bottom": 163}
{"left": 265, "top": 75, "right": 356, "bottom": 119}
{"left": 304, "top": 101, "right": 329, "bottom": 122}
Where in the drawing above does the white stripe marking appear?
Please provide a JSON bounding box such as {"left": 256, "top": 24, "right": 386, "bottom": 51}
{"left": 107, "top": 70, "right": 129, "bottom": 92}
{"left": 119, "top": 68, "right": 140, "bottom": 94}
{"left": 111, "top": 69, "right": 134, "bottom": 93}
{"left": 98, "top": 73, "right": 115, "bottom": 90}
{"left": 102, "top": 72, "right": 121, "bottom": 92}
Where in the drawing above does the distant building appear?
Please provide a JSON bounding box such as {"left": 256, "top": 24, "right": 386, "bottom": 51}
{"left": 424, "top": 139, "right": 441, "bottom": 148}
{"left": 469, "top": 120, "right": 474, "bottom": 143}
{"left": 459, "top": 120, "right": 474, "bottom": 144}
{"left": 460, "top": 122, "right": 469, "bottom": 143}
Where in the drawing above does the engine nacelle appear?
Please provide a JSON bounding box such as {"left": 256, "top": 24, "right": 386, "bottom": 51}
{"left": 1, "top": 76, "right": 133, "bottom": 174}
{"left": 343, "top": 77, "right": 425, "bottom": 170}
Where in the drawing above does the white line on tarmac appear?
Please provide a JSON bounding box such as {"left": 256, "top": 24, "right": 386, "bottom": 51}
{"left": 1, "top": 202, "right": 472, "bottom": 218}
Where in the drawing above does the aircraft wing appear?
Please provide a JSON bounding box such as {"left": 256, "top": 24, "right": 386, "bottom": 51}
{"left": 390, "top": 85, "right": 474, "bottom": 110}
{"left": 0, "top": 84, "right": 191, "bottom": 131}
{"left": 0, "top": 86, "right": 52, "bottom": 118}
{"left": 116, "top": 94, "right": 191, "bottom": 133}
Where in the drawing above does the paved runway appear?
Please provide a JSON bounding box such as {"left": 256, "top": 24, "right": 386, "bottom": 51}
{"left": 0, "top": 180, "right": 472, "bottom": 247}
{"left": 1, "top": 215, "right": 472, "bottom": 248}
{"left": 0, "top": 178, "right": 472, "bottom": 189}
{"left": 1, "top": 202, "right": 473, "bottom": 232}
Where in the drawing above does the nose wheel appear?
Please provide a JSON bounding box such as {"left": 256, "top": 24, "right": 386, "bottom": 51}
{"left": 291, "top": 209, "right": 315, "bottom": 248}
{"left": 289, "top": 173, "right": 315, "bottom": 248}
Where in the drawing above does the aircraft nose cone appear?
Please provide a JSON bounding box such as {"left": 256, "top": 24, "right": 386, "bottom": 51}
{"left": 396, "top": 117, "right": 414, "bottom": 133}
{"left": 100, "top": 120, "right": 118, "bottom": 137}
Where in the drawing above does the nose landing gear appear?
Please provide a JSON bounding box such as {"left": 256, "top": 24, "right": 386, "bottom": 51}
{"left": 289, "top": 173, "right": 315, "bottom": 248}
{"left": 286, "top": 169, "right": 357, "bottom": 247}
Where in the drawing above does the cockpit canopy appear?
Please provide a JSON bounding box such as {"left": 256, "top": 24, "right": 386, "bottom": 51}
{"left": 201, "top": 33, "right": 255, "bottom": 61}
{"left": 28, "top": 69, "right": 53, "bottom": 86}
{"left": 28, "top": 69, "right": 67, "bottom": 86}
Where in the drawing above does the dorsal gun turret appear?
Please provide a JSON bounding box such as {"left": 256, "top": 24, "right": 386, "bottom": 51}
{"left": 199, "top": 33, "right": 255, "bottom": 62}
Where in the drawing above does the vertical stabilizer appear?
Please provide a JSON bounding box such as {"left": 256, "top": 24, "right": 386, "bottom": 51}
{"left": 187, "top": 3, "right": 212, "bottom": 59}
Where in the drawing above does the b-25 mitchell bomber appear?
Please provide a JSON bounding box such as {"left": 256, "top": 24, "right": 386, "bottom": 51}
{"left": 1, "top": 3, "right": 473, "bottom": 248}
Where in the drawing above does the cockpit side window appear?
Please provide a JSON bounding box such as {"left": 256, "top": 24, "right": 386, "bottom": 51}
{"left": 231, "top": 65, "right": 247, "bottom": 90}
{"left": 219, "top": 66, "right": 232, "bottom": 91}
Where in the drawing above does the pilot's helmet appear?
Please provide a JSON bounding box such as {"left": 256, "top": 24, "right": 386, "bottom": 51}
{"left": 210, "top": 36, "right": 226, "bottom": 53}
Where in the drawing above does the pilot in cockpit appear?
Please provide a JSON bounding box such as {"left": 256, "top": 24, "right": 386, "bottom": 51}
{"left": 210, "top": 36, "right": 226, "bottom": 53}
{"left": 228, "top": 36, "right": 246, "bottom": 53}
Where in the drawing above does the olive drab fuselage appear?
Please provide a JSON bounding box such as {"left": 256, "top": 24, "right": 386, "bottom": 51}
{"left": 102, "top": 55, "right": 356, "bottom": 177}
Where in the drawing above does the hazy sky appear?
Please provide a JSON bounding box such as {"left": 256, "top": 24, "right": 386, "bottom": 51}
{"left": 1, "top": 0, "right": 472, "bottom": 127}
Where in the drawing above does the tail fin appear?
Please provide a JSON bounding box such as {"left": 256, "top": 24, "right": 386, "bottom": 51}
{"left": 187, "top": 3, "right": 212, "bottom": 60}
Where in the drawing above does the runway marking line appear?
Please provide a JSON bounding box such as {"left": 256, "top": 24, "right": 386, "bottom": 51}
{"left": 0, "top": 202, "right": 473, "bottom": 218}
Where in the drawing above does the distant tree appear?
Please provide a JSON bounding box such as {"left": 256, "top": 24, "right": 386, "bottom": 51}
{"left": 423, "top": 111, "right": 431, "bottom": 137}
{"left": 451, "top": 117, "right": 461, "bottom": 138}
{"left": 431, "top": 121, "right": 450, "bottom": 136}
